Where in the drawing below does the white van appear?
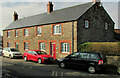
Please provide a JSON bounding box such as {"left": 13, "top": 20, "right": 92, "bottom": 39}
{"left": 3, "top": 47, "right": 22, "bottom": 58}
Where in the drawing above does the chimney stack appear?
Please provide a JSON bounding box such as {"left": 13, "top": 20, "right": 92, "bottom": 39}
{"left": 47, "top": 1, "right": 53, "bottom": 14}
{"left": 13, "top": 11, "right": 18, "bottom": 21}
{"left": 92, "top": 0, "right": 101, "bottom": 3}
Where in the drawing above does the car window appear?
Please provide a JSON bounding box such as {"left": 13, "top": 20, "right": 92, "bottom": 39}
{"left": 26, "top": 51, "right": 32, "bottom": 54}
{"left": 10, "top": 48, "right": 19, "bottom": 52}
{"left": 80, "top": 53, "right": 89, "bottom": 59}
{"left": 31, "top": 51, "right": 37, "bottom": 55}
{"left": 70, "top": 52, "right": 80, "bottom": 58}
{"left": 89, "top": 53, "right": 99, "bottom": 59}
{"left": 36, "top": 51, "right": 47, "bottom": 55}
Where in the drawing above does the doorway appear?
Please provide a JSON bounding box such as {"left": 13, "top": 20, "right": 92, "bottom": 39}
{"left": 50, "top": 42, "right": 56, "bottom": 59}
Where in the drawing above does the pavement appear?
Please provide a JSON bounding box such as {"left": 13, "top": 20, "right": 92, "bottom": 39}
{"left": 1, "top": 56, "right": 120, "bottom": 78}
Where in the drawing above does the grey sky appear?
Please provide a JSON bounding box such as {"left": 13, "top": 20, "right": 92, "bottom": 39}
{"left": 0, "top": 0, "right": 119, "bottom": 36}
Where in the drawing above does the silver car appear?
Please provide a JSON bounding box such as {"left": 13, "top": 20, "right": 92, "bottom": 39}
{"left": 3, "top": 47, "right": 22, "bottom": 58}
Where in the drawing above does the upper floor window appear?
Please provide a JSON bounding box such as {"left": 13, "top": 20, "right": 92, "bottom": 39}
{"left": 39, "top": 42, "right": 46, "bottom": 51}
{"left": 37, "top": 27, "right": 41, "bottom": 36}
{"left": 7, "top": 42, "right": 10, "bottom": 47}
{"left": 15, "top": 30, "right": 18, "bottom": 37}
{"left": 24, "top": 42, "right": 29, "bottom": 50}
{"left": 7, "top": 31, "right": 10, "bottom": 37}
{"left": 61, "top": 42, "right": 70, "bottom": 53}
{"left": 15, "top": 42, "right": 19, "bottom": 49}
{"left": 105, "top": 22, "right": 109, "bottom": 29}
{"left": 53, "top": 24, "right": 61, "bottom": 35}
{"left": 84, "top": 20, "right": 89, "bottom": 28}
{"left": 24, "top": 29, "right": 29, "bottom": 36}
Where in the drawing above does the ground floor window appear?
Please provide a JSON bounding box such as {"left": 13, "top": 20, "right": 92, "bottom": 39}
{"left": 15, "top": 42, "right": 19, "bottom": 49}
{"left": 61, "top": 42, "right": 70, "bottom": 53}
{"left": 7, "top": 42, "right": 10, "bottom": 47}
{"left": 39, "top": 42, "right": 46, "bottom": 51}
{"left": 24, "top": 42, "right": 29, "bottom": 50}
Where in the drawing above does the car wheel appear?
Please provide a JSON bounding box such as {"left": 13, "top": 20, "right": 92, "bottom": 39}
{"left": 88, "top": 66, "right": 96, "bottom": 74}
{"left": 9, "top": 54, "right": 12, "bottom": 59}
{"left": 24, "top": 56, "right": 27, "bottom": 61}
{"left": 38, "top": 58, "right": 42, "bottom": 64}
{"left": 60, "top": 62, "right": 65, "bottom": 68}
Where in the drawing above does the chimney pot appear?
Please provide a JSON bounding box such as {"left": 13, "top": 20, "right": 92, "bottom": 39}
{"left": 13, "top": 11, "right": 18, "bottom": 21}
{"left": 47, "top": 1, "right": 53, "bottom": 14}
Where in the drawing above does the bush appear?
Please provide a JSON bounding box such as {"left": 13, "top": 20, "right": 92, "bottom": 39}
{"left": 78, "top": 42, "right": 120, "bottom": 56}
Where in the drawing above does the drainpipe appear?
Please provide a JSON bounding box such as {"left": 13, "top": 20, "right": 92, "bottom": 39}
{"left": 72, "top": 21, "right": 74, "bottom": 53}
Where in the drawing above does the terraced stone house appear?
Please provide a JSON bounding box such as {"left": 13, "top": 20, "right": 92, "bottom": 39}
{"left": 3, "top": 0, "right": 115, "bottom": 59}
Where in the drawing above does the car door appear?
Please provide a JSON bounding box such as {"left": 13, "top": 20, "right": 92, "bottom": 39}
{"left": 6, "top": 48, "right": 10, "bottom": 57}
{"left": 66, "top": 52, "right": 80, "bottom": 67}
{"left": 31, "top": 51, "right": 38, "bottom": 61}
{"left": 79, "top": 53, "right": 89, "bottom": 67}
{"left": 26, "top": 51, "right": 32, "bottom": 60}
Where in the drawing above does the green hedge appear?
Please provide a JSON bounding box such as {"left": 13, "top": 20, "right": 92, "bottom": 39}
{"left": 78, "top": 42, "right": 120, "bottom": 56}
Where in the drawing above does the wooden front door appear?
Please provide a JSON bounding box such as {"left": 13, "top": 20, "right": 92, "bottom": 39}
{"left": 50, "top": 42, "right": 56, "bottom": 59}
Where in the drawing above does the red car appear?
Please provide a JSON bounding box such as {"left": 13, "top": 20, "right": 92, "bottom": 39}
{"left": 23, "top": 50, "right": 54, "bottom": 64}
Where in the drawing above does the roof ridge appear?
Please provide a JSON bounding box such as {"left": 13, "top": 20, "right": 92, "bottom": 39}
{"left": 52, "top": 2, "right": 93, "bottom": 12}
{"left": 17, "top": 2, "right": 93, "bottom": 20}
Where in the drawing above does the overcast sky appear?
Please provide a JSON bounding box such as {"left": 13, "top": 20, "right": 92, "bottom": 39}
{"left": 0, "top": 0, "right": 119, "bottom": 36}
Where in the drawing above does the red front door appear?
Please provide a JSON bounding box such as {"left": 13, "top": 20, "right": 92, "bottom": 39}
{"left": 50, "top": 42, "right": 56, "bottom": 59}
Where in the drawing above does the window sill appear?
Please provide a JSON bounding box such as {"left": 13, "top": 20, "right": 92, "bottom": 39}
{"left": 37, "top": 35, "right": 42, "bottom": 37}
{"left": 53, "top": 33, "right": 62, "bottom": 35}
{"left": 24, "top": 36, "right": 29, "bottom": 37}
{"left": 61, "top": 52, "right": 70, "bottom": 54}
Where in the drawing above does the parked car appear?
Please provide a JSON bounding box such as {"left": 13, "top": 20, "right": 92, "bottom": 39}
{"left": 2, "top": 47, "right": 22, "bottom": 58}
{"left": 0, "top": 49, "right": 2, "bottom": 56}
{"left": 58, "top": 52, "right": 107, "bottom": 74}
{"left": 23, "top": 50, "right": 54, "bottom": 64}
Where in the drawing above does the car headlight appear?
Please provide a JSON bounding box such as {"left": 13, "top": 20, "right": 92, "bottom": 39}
{"left": 43, "top": 57, "right": 48, "bottom": 59}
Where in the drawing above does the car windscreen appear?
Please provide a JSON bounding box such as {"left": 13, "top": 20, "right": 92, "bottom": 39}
{"left": 10, "top": 48, "right": 20, "bottom": 52}
{"left": 36, "top": 51, "right": 47, "bottom": 55}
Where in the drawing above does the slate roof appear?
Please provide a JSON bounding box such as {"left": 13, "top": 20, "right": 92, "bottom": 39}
{"left": 4, "top": 2, "right": 94, "bottom": 30}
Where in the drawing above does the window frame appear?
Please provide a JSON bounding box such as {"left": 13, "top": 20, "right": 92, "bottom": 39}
{"left": 39, "top": 42, "right": 46, "bottom": 51}
{"left": 7, "top": 31, "right": 10, "bottom": 38}
{"left": 15, "top": 29, "right": 19, "bottom": 37}
{"left": 105, "top": 22, "right": 109, "bottom": 30}
{"left": 60, "top": 41, "right": 71, "bottom": 54}
{"left": 7, "top": 42, "right": 10, "bottom": 47}
{"left": 36, "top": 26, "right": 42, "bottom": 36}
{"left": 24, "top": 41, "right": 29, "bottom": 50}
{"left": 84, "top": 20, "right": 89, "bottom": 29}
{"left": 23, "top": 28, "right": 29, "bottom": 37}
{"left": 15, "top": 41, "right": 19, "bottom": 49}
{"left": 52, "top": 24, "right": 62, "bottom": 35}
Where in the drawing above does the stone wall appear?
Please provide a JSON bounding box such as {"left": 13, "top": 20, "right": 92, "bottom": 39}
{"left": 77, "top": 3, "right": 114, "bottom": 45}
{"left": 3, "top": 21, "right": 77, "bottom": 59}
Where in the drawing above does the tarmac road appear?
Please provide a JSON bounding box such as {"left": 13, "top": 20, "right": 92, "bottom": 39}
{"left": 1, "top": 56, "right": 120, "bottom": 78}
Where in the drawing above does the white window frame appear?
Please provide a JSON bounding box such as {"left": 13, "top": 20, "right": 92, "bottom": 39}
{"left": 15, "top": 30, "right": 18, "bottom": 37}
{"left": 61, "top": 42, "right": 70, "bottom": 53}
{"left": 37, "top": 27, "right": 41, "bottom": 36}
{"left": 105, "top": 22, "right": 108, "bottom": 29}
{"left": 53, "top": 24, "right": 62, "bottom": 35}
{"left": 15, "top": 42, "right": 19, "bottom": 49}
{"left": 7, "top": 42, "right": 10, "bottom": 47}
{"left": 39, "top": 42, "right": 46, "bottom": 51}
{"left": 24, "top": 29, "right": 29, "bottom": 36}
{"left": 7, "top": 31, "right": 10, "bottom": 38}
{"left": 85, "top": 20, "right": 89, "bottom": 28}
{"left": 24, "top": 42, "right": 29, "bottom": 50}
